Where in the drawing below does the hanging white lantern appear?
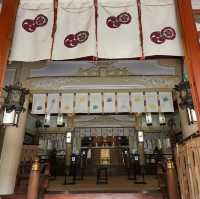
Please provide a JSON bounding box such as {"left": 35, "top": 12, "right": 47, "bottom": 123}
{"left": 145, "top": 113, "right": 152, "bottom": 126}
{"left": 138, "top": 131, "right": 144, "bottom": 142}
{"left": 3, "top": 109, "right": 16, "bottom": 125}
{"left": 44, "top": 113, "right": 50, "bottom": 127}
{"left": 159, "top": 113, "right": 166, "bottom": 125}
{"left": 57, "top": 113, "right": 64, "bottom": 127}
{"left": 66, "top": 132, "right": 72, "bottom": 144}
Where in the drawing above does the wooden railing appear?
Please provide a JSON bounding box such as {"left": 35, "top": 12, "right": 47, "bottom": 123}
{"left": 176, "top": 136, "right": 200, "bottom": 199}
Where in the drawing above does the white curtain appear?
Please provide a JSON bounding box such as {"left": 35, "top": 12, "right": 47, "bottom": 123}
{"left": 32, "top": 94, "right": 46, "bottom": 114}
{"left": 9, "top": 0, "right": 54, "bottom": 61}
{"left": 140, "top": 0, "right": 183, "bottom": 56}
{"left": 131, "top": 92, "right": 145, "bottom": 113}
{"left": 75, "top": 93, "right": 88, "bottom": 113}
{"left": 145, "top": 92, "right": 159, "bottom": 112}
{"left": 46, "top": 93, "right": 60, "bottom": 113}
{"left": 89, "top": 93, "right": 103, "bottom": 113}
{"left": 97, "top": 0, "right": 142, "bottom": 58}
{"left": 52, "top": 0, "right": 97, "bottom": 60}
{"left": 159, "top": 92, "right": 174, "bottom": 112}
{"left": 103, "top": 93, "right": 116, "bottom": 113}
{"left": 61, "top": 93, "right": 74, "bottom": 113}
{"left": 117, "top": 92, "right": 130, "bottom": 113}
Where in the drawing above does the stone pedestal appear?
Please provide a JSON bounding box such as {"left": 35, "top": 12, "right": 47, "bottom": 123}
{"left": 0, "top": 96, "right": 29, "bottom": 195}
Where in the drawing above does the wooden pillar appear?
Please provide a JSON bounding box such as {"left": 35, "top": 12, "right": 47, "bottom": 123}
{"left": 176, "top": 0, "right": 200, "bottom": 129}
{"left": 27, "top": 157, "right": 40, "bottom": 199}
{"left": 0, "top": 0, "right": 20, "bottom": 90}
{"left": 166, "top": 159, "right": 180, "bottom": 199}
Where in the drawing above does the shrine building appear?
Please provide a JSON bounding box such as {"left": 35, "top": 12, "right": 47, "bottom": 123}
{"left": 0, "top": 1, "right": 200, "bottom": 199}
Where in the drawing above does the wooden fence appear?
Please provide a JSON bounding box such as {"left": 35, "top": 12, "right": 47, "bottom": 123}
{"left": 176, "top": 137, "right": 200, "bottom": 199}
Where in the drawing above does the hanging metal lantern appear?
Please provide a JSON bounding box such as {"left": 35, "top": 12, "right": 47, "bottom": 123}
{"left": 175, "top": 80, "right": 193, "bottom": 109}
{"left": 57, "top": 113, "right": 65, "bottom": 127}
{"left": 138, "top": 131, "right": 144, "bottom": 142}
{"left": 2, "top": 82, "right": 29, "bottom": 126}
{"left": 44, "top": 113, "right": 51, "bottom": 127}
{"left": 145, "top": 113, "right": 152, "bottom": 126}
{"left": 159, "top": 113, "right": 166, "bottom": 125}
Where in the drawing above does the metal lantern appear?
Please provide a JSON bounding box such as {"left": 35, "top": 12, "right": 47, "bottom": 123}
{"left": 138, "top": 131, "right": 144, "bottom": 142}
{"left": 159, "top": 113, "right": 166, "bottom": 125}
{"left": 57, "top": 113, "right": 65, "bottom": 127}
{"left": 187, "top": 107, "right": 197, "bottom": 124}
{"left": 145, "top": 113, "right": 152, "bottom": 126}
{"left": 2, "top": 82, "right": 29, "bottom": 126}
{"left": 66, "top": 132, "right": 72, "bottom": 144}
{"left": 44, "top": 113, "right": 50, "bottom": 127}
{"left": 175, "top": 80, "right": 193, "bottom": 109}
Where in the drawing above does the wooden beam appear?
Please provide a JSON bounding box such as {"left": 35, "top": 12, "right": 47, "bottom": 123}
{"left": 0, "top": 0, "right": 20, "bottom": 90}
{"left": 176, "top": 0, "right": 200, "bottom": 129}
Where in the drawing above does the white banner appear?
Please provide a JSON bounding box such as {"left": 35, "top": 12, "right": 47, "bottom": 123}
{"left": 75, "top": 93, "right": 88, "bottom": 113}
{"left": 61, "top": 93, "right": 74, "bottom": 113}
{"left": 103, "top": 93, "right": 116, "bottom": 113}
{"left": 145, "top": 92, "right": 159, "bottom": 112}
{"left": 159, "top": 92, "right": 174, "bottom": 112}
{"left": 131, "top": 92, "right": 145, "bottom": 113}
{"left": 141, "top": 0, "right": 183, "bottom": 56}
{"left": 46, "top": 94, "right": 60, "bottom": 113}
{"left": 32, "top": 94, "right": 46, "bottom": 114}
{"left": 117, "top": 92, "right": 130, "bottom": 112}
{"left": 52, "top": 0, "right": 96, "bottom": 60}
{"left": 89, "top": 93, "right": 102, "bottom": 113}
{"left": 192, "top": 0, "right": 200, "bottom": 9}
{"left": 98, "top": 0, "right": 141, "bottom": 58}
{"left": 9, "top": 0, "right": 54, "bottom": 61}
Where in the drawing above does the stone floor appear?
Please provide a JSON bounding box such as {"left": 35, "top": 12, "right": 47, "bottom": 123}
{"left": 3, "top": 193, "right": 163, "bottom": 199}
{"left": 47, "top": 176, "right": 160, "bottom": 193}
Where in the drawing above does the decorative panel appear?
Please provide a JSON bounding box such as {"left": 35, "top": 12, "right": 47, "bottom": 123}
{"left": 32, "top": 94, "right": 46, "bottom": 114}
{"left": 117, "top": 92, "right": 130, "bottom": 113}
{"left": 159, "top": 92, "right": 174, "bottom": 112}
{"left": 75, "top": 93, "right": 88, "bottom": 113}
{"left": 61, "top": 93, "right": 74, "bottom": 113}
{"left": 46, "top": 93, "right": 60, "bottom": 114}
{"left": 131, "top": 92, "right": 145, "bottom": 113}
{"left": 103, "top": 93, "right": 116, "bottom": 113}
{"left": 145, "top": 92, "right": 159, "bottom": 112}
{"left": 89, "top": 93, "right": 102, "bottom": 113}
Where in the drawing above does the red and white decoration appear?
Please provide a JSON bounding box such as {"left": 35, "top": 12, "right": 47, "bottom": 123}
{"left": 52, "top": 0, "right": 96, "bottom": 60}
{"left": 9, "top": 0, "right": 54, "bottom": 61}
{"left": 9, "top": 0, "right": 183, "bottom": 61}
{"left": 97, "top": 0, "right": 142, "bottom": 58}
{"left": 140, "top": 0, "right": 183, "bottom": 56}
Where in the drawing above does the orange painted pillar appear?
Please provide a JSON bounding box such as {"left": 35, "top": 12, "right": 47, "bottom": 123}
{"left": 27, "top": 157, "right": 40, "bottom": 199}
{"left": 176, "top": 0, "right": 200, "bottom": 129}
{"left": 0, "top": 0, "right": 20, "bottom": 90}
{"left": 166, "top": 159, "right": 180, "bottom": 199}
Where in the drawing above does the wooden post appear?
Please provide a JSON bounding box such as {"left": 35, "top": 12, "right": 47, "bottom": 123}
{"left": 27, "top": 157, "right": 40, "bottom": 199}
{"left": 166, "top": 159, "right": 180, "bottom": 199}
{"left": 0, "top": 0, "right": 20, "bottom": 90}
{"left": 176, "top": 0, "right": 200, "bottom": 129}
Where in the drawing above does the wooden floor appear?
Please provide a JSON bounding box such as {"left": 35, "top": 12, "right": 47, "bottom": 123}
{"left": 47, "top": 176, "right": 160, "bottom": 193}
